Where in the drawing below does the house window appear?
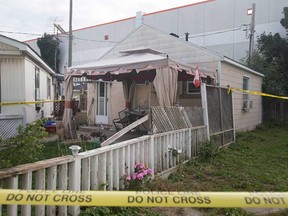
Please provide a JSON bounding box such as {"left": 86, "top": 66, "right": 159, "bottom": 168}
{"left": 242, "top": 76, "right": 250, "bottom": 100}
{"left": 35, "top": 68, "right": 40, "bottom": 101}
{"left": 187, "top": 81, "right": 200, "bottom": 94}
{"left": 242, "top": 76, "right": 253, "bottom": 111}
{"left": 47, "top": 77, "right": 51, "bottom": 99}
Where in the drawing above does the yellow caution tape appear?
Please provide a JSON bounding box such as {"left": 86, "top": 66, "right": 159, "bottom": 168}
{"left": 0, "top": 93, "right": 81, "bottom": 106}
{"left": 0, "top": 190, "right": 287, "bottom": 208}
{"left": 0, "top": 99, "right": 64, "bottom": 106}
{"left": 228, "top": 87, "right": 288, "bottom": 100}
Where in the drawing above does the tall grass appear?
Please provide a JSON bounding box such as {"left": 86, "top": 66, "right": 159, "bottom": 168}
{"left": 148, "top": 122, "right": 288, "bottom": 215}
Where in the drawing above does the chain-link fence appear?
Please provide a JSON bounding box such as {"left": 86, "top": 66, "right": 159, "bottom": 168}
{"left": 206, "top": 85, "right": 234, "bottom": 146}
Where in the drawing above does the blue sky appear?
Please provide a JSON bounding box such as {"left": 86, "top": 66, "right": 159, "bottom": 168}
{"left": 0, "top": 0, "right": 207, "bottom": 41}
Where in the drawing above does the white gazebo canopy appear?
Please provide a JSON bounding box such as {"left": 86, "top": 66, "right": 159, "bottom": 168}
{"left": 63, "top": 49, "right": 216, "bottom": 139}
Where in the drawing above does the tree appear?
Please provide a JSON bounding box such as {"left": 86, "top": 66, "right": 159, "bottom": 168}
{"left": 37, "top": 33, "right": 60, "bottom": 73}
{"left": 243, "top": 7, "right": 288, "bottom": 96}
{"left": 280, "top": 7, "right": 288, "bottom": 33}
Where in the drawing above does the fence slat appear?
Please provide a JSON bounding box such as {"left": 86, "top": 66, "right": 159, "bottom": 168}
{"left": 98, "top": 153, "right": 107, "bottom": 190}
{"left": 68, "top": 158, "right": 81, "bottom": 216}
{"left": 113, "top": 149, "right": 119, "bottom": 190}
{"left": 7, "top": 176, "right": 18, "bottom": 216}
{"left": 59, "top": 164, "right": 68, "bottom": 216}
{"left": 35, "top": 169, "right": 45, "bottom": 216}
{"left": 119, "top": 148, "right": 125, "bottom": 190}
{"left": 47, "top": 166, "right": 57, "bottom": 215}
{"left": 21, "top": 172, "right": 32, "bottom": 216}
{"left": 149, "top": 136, "right": 155, "bottom": 178}
{"left": 131, "top": 144, "right": 135, "bottom": 171}
{"left": 91, "top": 155, "right": 99, "bottom": 190}
{"left": 82, "top": 158, "right": 90, "bottom": 191}
{"left": 107, "top": 151, "right": 113, "bottom": 190}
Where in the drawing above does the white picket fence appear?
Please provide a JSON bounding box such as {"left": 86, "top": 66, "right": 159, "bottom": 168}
{"left": 0, "top": 126, "right": 207, "bottom": 216}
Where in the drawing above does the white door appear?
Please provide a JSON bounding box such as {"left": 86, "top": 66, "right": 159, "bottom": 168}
{"left": 95, "top": 81, "right": 109, "bottom": 124}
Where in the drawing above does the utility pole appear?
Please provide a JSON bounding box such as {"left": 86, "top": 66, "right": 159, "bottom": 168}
{"left": 68, "top": 0, "right": 73, "bottom": 67}
{"left": 248, "top": 3, "right": 256, "bottom": 63}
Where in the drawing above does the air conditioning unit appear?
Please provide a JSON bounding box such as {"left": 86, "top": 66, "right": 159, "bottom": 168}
{"left": 242, "top": 100, "right": 253, "bottom": 111}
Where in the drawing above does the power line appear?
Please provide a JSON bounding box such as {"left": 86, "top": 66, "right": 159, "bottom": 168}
{"left": 0, "top": 30, "right": 44, "bottom": 36}
{"left": 187, "top": 25, "right": 247, "bottom": 39}
{"left": 73, "top": 36, "right": 118, "bottom": 43}
{"left": 1, "top": 24, "right": 248, "bottom": 44}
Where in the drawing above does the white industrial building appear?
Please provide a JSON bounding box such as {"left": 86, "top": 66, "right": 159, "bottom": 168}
{"left": 23, "top": 0, "right": 286, "bottom": 133}
{"left": 26, "top": 0, "right": 287, "bottom": 73}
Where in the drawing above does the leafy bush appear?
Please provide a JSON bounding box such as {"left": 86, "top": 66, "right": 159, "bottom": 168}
{"left": 197, "top": 139, "right": 219, "bottom": 162}
{"left": 0, "top": 119, "right": 48, "bottom": 169}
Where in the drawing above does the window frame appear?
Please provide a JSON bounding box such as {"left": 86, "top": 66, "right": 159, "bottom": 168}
{"left": 47, "top": 77, "right": 51, "bottom": 99}
{"left": 186, "top": 81, "right": 201, "bottom": 94}
{"left": 242, "top": 76, "right": 250, "bottom": 101}
{"left": 35, "top": 67, "right": 40, "bottom": 101}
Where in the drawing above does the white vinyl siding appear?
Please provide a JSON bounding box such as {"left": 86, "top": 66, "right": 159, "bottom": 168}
{"left": 0, "top": 57, "right": 25, "bottom": 115}
{"left": 221, "top": 62, "right": 262, "bottom": 131}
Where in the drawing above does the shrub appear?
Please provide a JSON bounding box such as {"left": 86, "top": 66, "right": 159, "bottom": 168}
{"left": 197, "top": 139, "right": 219, "bottom": 162}
{"left": 0, "top": 119, "right": 48, "bottom": 169}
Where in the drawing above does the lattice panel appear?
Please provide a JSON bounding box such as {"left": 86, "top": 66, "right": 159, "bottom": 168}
{"left": 0, "top": 115, "right": 23, "bottom": 140}
{"left": 151, "top": 106, "right": 204, "bottom": 133}
{"left": 53, "top": 101, "right": 79, "bottom": 119}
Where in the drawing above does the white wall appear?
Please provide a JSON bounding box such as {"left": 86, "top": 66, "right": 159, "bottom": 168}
{"left": 24, "top": 57, "right": 54, "bottom": 122}
{"left": 26, "top": 0, "right": 287, "bottom": 74}
{"left": 0, "top": 55, "right": 54, "bottom": 123}
{"left": 221, "top": 61, "right": 263, "bottom": 131}
{"left": 1, "top": 57, "right": 26, "bottom": 115}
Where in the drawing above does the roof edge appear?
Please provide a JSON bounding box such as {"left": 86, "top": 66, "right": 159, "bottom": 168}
{"left": 1, "top": 34, "right": 55, "bottom": 75}
{"left": 144, "top": 0, "right": 215, "bottom": 17}
{"left": 223, "top": 57, "right": 265, "bottom": 77}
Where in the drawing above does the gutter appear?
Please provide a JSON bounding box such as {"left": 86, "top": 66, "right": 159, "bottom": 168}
{"left": 223, "top": 57, "right": 265, "bottom": 77}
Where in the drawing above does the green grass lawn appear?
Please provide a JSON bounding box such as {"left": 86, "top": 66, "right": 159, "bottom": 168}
{"left": 1, "top": 122, "right": 287, "bottom": 215}
{"left": 155, "top": 123, "right": 288, "bottom": 192}
{"left": 147, "top": 122, "right": 288, "bottom": 215}
{"left": 40, "top": 139, "right": 101, "bottom": 160}
{"left": 80, "top": 122, "right": 288, "bottom": 215}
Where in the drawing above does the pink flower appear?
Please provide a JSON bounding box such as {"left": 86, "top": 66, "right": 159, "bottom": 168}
{"left": 147, "top": 168, "right": 152, "bottom": 175}
{"left": 132, "top": 173, "right": 137, "bottom": 180}
{"left": 140, "top": 164, "right": 144, "bottom": 169}
{"left": 137, "top": 173, "right": 144, "bottom": 180}
{"left": 126, "top": 175, "right": 131, "bottom": 181}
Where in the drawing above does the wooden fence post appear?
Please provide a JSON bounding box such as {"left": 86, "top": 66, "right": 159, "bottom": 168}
{"left": 68, "top": 157, "right": 81, "bottom": 216}
{"left": 201, "top": 83, "right": 210, "bottom": 140}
